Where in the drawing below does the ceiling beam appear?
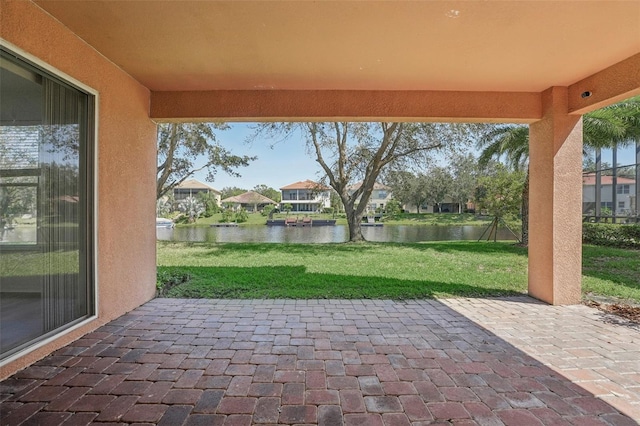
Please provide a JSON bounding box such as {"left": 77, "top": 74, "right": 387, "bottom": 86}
{"left": 568, "top": 53, "right": 640, "bottom": 115}
{"left": 150, "top": 90, "right": 541, "bottom": 123}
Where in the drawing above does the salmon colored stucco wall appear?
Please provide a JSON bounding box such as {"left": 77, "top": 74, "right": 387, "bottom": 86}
{"left": 528, "top": 87, "right": 583, "bottom": 305}
{"left": 0, "top": 0, "right": 157, "bottom": 378}
{"left": 151, "top": 90, "right": 542, "bottom": 123}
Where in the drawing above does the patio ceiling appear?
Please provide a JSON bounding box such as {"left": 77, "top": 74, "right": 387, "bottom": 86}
{"left": 32, "top": 1, "right": 640, "bottom": 121}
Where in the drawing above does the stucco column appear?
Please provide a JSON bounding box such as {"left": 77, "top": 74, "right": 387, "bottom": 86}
{"left": 528, "top": 87, "right": 583, "bottom": 305}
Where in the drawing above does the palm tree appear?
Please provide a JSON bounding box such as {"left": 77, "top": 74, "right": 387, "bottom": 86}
{"left": 477, "top": 96, "right": 640, "bottom": 246}
{"left": 477, "top": 125, "right": 530, "bottom": 244}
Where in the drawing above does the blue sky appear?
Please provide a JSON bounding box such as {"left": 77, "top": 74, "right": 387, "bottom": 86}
{"left": 192, "top": 123, "right": 323, "bottom": 191}
{"left": 190, "top": 123, "right": 639, "bottom": 192}
{"left": 596, "top": 144, "right": 637, "bottom": 169}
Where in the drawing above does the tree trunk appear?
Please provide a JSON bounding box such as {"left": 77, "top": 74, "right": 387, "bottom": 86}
{"left": 520, "top": 169, "right": 529, "bottom": 246}
{"left": 346, "top": 212, "right": 365, "bottom": 242}
{"left": 344, "top": 200, "right": 365, "bottom": 242}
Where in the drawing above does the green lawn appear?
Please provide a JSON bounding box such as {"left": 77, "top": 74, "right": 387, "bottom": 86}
{"left": 582, "top": 245, "right": 640, "bottom": 301}
{"left": 382, "top": 213, "right": 500, "bottom": 227}
{"left": 157, "top": 241, "right": 639, "bottom": 302}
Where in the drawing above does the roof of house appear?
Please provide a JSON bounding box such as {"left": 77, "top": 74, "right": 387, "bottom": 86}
{"left": 221, "top": 191, "right": 277, "bottom": 205}
{"left": 582, "top": 174, "right": 635, "bottom": 186}
{"left": 174, "top": 179, "right": 221, "bottom": 194}
{"left": 280, "top": 180, "right": 330, "bottom": 191}
{"left": 347, "top": 181, "right": 391, "bottom": 191}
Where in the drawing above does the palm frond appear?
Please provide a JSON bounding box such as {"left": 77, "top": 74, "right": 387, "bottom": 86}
{"left": 584, "top": 96, "right": 640, "bottom": 148}
{"left": 477, "top": 125, "right": 528, "bottom": 171}
{"left": 477, "top": 96, "right": 640, "bottom": 169}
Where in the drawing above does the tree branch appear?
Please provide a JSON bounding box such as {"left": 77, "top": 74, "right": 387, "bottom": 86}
{"left": 309, "top": 123, "right": 340, "bottom": 192}
{"left": 157, "top": 124, "right": 180, "bottom": 199}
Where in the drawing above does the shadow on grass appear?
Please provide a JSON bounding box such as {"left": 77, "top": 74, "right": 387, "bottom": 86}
{"left": 158, "top": 241, "right": 639, "bottom": 301}
{"left": 157, "top": 265, "right": 525, "bottom": 300}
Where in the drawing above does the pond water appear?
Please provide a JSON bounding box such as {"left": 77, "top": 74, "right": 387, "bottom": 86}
{"left": 157, "top": 224, "right": 519, "bottom": 244}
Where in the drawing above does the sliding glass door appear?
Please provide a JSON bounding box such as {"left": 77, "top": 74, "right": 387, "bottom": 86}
{"left": 0, "top": 48, "right": 94, "bottom": 360}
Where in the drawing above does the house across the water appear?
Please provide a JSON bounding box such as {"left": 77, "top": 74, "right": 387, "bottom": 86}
{"left": 280, "top": 180, "right": 331, "bottom": 213}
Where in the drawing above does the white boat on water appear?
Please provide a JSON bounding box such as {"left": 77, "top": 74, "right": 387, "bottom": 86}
{"left": 156, "top": 218, "right": 175, "bottom": 229}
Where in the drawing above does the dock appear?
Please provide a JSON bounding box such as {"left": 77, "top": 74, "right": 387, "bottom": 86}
{"left": 266, "top": 219, "right": 336, "bottom": 227}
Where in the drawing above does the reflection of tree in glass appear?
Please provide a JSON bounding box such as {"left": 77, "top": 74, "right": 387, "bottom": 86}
{"left": 0, "top": 186, "right": 36, "bottom": 232}
{"left": 0, "top": 126, "right": 39, "bottom": 169}
{"left": 40, "top": 162, "right": 80, "bottom": 225}
{"left": 41, "top": 163, "right": 79, "bottom": 197}
{"left": 41, "top": 124, "right": 80, "bottom": 163}
{"left": 0, "top": 126, "right": 40, "bottom": 232}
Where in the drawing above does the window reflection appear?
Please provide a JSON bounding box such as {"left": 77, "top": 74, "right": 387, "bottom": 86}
{"left": 0, "top": 50, "right": 93, "bottom": 359}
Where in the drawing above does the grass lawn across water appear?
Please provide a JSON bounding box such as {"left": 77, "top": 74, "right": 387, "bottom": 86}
{"left": 187, "top": 212, "right": 503, "bottom": 227}
{"left": 157, "top": 241, "right": 640, "bottom": 302}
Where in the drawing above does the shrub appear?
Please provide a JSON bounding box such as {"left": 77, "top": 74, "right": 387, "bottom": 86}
{"left": 198, "top": 192, "right": 220, "bottom": 217}
{"left": 384, "top": 199, "right": 402, "bottom": 220}
{"left": 235, "top": 208, "right": 249, "bottom": 223}
{"left": 262, "top": 205, "right": 276, "bottom": 217}
{"left": 156, "top": 197, "right": 172, "bottom": 218}
{"left": 322, "top": 207, "right": 334, "bottom": 215}
{"left": 583, "top": 223, "right": 640, "bottom": 249}
{"left": 178, "top": 196, "right": 205, "bottom": 222}
{"left": 221, "top": 208, "right": 233, "bottom": 223}
{"left": 173, "top": 213, "right": 189, "bottom": 224}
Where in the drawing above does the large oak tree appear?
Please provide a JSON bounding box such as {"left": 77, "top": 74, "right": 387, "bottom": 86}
{"left": 254, "top": 122, "right": 476, "bottom": 242}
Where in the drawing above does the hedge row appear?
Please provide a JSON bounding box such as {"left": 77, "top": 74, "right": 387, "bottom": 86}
{"left": 583, "top": 223, "right": 640, "bottom": 249}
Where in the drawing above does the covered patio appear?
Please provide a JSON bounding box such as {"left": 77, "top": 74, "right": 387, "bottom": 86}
{"left": 1, "top": 1, "right": 640, "bottom": 422}
{"left": 2, "top": 297, "right": 639, "bottom": 424}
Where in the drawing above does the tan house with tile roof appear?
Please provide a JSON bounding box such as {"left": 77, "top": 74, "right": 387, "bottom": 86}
{"left": 174, "top": 179, "right": 222, "bottom": 205}
{"left": 347, "top": 181, "right": 392, "bottom": 212}
{"left": 280, "top": 180, "right": 331, "bottom": 213}
{"left": 221, "top": 191, "right": 277, "bottom": 213}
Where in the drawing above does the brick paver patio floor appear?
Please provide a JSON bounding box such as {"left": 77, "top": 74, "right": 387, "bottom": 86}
{"left": 1, "top": 296, "right": 639, "bottom": 425}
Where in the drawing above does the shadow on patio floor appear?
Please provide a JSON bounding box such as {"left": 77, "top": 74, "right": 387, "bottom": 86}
{"left": 1, "top": 296, "right": 638, "bottom": 425}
